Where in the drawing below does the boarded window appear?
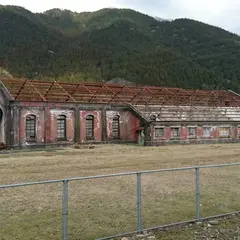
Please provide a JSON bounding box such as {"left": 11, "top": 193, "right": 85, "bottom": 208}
{"left": 203, "top": 127, "right": 211, "bottom": 137}
{"left": 219, "top": 127, "right": 230, "bottom": 137}
{"left": 155, "top": 128, "right": 164, "bottom": 138}
{"left": 188, "top": 127, "right": 196, "bottom": 137}
{"left": 86, "top": 115, "right": 94, "bottom": 138}
{"left": 112, "top": 116, "right": 120, "bottom": 138}
{"left": 26, "top": 115, "right": 36, "bottom": 140}
{"left": 171, "top": 128, "right": 180, "bottom": 138}
{"left": 57, "top": 115, "right": 66, "bottom": 140}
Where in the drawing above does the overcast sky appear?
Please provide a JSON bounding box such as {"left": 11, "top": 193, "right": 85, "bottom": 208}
{"left": 1, "top": 0, "right": 240, "bottom": 34}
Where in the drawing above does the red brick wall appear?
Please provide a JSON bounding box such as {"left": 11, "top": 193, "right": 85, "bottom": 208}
{"left": 153, "top": 125, "right": 238, "bottom": 144}
{"left": 45, "top": 106, "right": 51, "bottom": 144}
{"left": 49, "top": 109, "right": 75, "bottom": 143}
{"left": 211, "top": 126, "right": 218, "bottom": 138}
{"left": 20, "top": 102, "right": 45, "bottom": 107}
{"left": 80, "top": 110, "right": 102, "bottom": 142}
{"left": 165, "top": 127, "right": 171, "bottom": 140}
{"left": 129, "top": 112, "right": 141, "bottom": 141}
{"left": 19, "top": 108, "right": 45, "bottom": 144}
{"left": 181, "top": 126, "right": 188, "bottom": 140}
{"left": 231, "top": 126, "right": 237, "bottom": 138}
{"left": 197, "top": 127, "right": 202, "bottom": 138}
{"left": 106, "top": 110, "right": 140, "bottom": 141}
{"left": 16, "top": 101, "right": 240, "bottom": 147}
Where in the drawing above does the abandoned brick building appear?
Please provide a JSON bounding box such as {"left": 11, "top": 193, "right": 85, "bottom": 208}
{"left": 1, "top": 77, "right": 240, "bottom": 148}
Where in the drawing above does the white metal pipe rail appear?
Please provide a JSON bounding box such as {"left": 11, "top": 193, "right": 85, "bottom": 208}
{"left": 0, "top": 162, "right": 239, "bottom": 240}
{"left": 1, "top": 163, "right": 239, "bottom": 189}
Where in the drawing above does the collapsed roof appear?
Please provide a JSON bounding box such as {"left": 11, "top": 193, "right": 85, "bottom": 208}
{"left": 1, "top": 77, "right": 240, "bottom": 107}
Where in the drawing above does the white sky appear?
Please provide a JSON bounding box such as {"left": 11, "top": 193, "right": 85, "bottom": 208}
{"left": 1, "top": 0, "right": 240, "bottom": 33}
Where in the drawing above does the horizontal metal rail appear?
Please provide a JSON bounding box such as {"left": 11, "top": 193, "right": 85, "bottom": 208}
{"left": 96, "top": 211, "right": 240, "bottom": 240}
{"left": 0, "top": 162, "right": 239, "bottom": 189}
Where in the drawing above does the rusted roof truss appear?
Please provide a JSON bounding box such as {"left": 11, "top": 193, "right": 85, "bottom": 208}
{"left": 1, "top": 77, "right": 240, "bottom": 107}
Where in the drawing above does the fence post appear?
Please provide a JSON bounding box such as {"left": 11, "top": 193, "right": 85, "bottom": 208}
{"left": 137, "top": 173, "right": 142, "bottom": 233}
{"left": 62, "top": 180, "right": 69, "bottom": 240}
{"left": 195, "top": 167, "right": 200, "bottom": 220}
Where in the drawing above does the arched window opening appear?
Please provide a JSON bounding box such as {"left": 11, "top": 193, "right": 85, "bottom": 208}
{"left": 57, "top": 115, "right": 66, "bottom": 140}
{"left": 26, "top": 115, "right": 36, "bottom": 140}
{"left": 112, "top": 116, "right": 120, "bottom": 138}
{"left": 86, "top": 115, "right": 94, "bottom": 139}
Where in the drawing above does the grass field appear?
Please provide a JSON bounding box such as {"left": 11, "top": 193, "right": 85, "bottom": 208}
{"left": 0, "top": 144, "right": 239, "bottom": 240}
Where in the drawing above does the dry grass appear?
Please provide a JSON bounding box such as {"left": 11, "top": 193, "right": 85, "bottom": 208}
{"left": 0, "top": 144, "right": 239, "bottom": 240}
{"left": 0, "top": 143, "right": 240, "bottom": 184}
{"left": 156, "top": 215, "right": 240, "bottom": 240}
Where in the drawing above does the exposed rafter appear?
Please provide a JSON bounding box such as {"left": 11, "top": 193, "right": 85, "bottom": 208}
{"left": 1, "top": 77, "right": 240, "bottom": 107}
{"left": 107, "top": 85, "right": 127, "bottom": 104}
{"left": 27, "top": 80, "right": 47, "bottom": 101}
{"left": 43, "top": 81, "right": 55, "bottom": 98}
{"left": 15, "top": 78, "right": 28, "bottom": 100}
{"left": 55, "top": 82, "right": 76, "bottom": 102}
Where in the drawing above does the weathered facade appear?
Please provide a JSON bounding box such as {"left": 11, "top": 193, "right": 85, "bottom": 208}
{"left": 1, "top": 77, "right": 240, "bottom": 149}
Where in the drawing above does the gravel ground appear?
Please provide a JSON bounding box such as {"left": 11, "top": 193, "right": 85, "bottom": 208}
{"left": 156, "top": 215, "right": 240, "bottom": 240}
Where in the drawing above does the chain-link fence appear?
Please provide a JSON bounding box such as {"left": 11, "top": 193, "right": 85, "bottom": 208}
{"left": 0, "top": 163, "right": 239, "bottom": 240}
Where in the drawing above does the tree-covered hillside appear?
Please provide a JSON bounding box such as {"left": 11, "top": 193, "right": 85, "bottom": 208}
{"left": 1, "top": 6, "right": 240, "bottom": 90}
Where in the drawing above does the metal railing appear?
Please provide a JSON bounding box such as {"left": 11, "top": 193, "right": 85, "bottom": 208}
{"left": 0, "top": 163, "right": 239, "bottom": 240}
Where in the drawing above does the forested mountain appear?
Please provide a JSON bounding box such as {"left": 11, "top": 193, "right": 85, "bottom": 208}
{"left": 1, "top": 5, "right": 240, "bottom": 90}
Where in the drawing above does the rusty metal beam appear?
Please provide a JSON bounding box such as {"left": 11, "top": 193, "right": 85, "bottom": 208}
{"left": 88, "top": 84, "right": 106, "bottom": 103}
{"left": 43, "top": 81, "right": 56, "bottom": 98}
{"left": 1, "top": 77, "right": 240, "bottom": 107}
{"left": 14, "top": 78, "right": 28, "bottom": 100}
{"left": 28, "top": 81, "right": 47, "bottom": 101}
{"left": 107, "top": 85, "right": 127, "bottom": 104}
{"left": 65, "top": 83, "right": 83, "bottom": 102}
{"left": 132, "top": 87, "right": 153, "bottom": 105}
{"left": 55, "top": 82, "right": 76, "bottom": 102}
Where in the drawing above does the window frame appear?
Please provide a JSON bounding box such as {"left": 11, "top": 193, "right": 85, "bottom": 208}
{"left": 188, "top": 127, "right": 197, "bottom": 138}
{"left": 219, "top": 126, "right": 231, "bottom": 138}
{"left": 155, "top": 127, "right": 165, "bottom": 138}
{"left": 112, "top": 115, "right": 120, "bottom": 139}
{"left": 26, "top": 114, "right": 36, "bottom": 141}
{"left": 202, "top": 126, "right": 211, "bottom": 138}
{"left": 170, "top": 127, "right": 180, "bottom": 139}
{"left": 86, "top": 115, "right": 94, "bottom": 139}
{"left": 57, "top": 115, "right": 67, "bottom": 141}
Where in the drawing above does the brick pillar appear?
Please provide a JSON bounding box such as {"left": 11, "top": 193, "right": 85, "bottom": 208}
{"left": 144, "top": 125, "right": 151, "bottom": 146}
{"left": 101, "top": 107, "right": 107, "bottom": 142}
{"left": 44, "top": 105, "right": 51, "bottom": 145}
{"left": 75, "top": 106, "right": 80, "bottom": 143}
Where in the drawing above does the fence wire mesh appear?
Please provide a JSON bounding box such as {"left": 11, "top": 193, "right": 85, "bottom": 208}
{"left": 0, "top": 183, "right": 62, "bottom": 240}
{"left": 200, "top": 165, "right": 240, "bottom": 218}
{"left": 68, "top": 175, "right": 137, "bottom": 240}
